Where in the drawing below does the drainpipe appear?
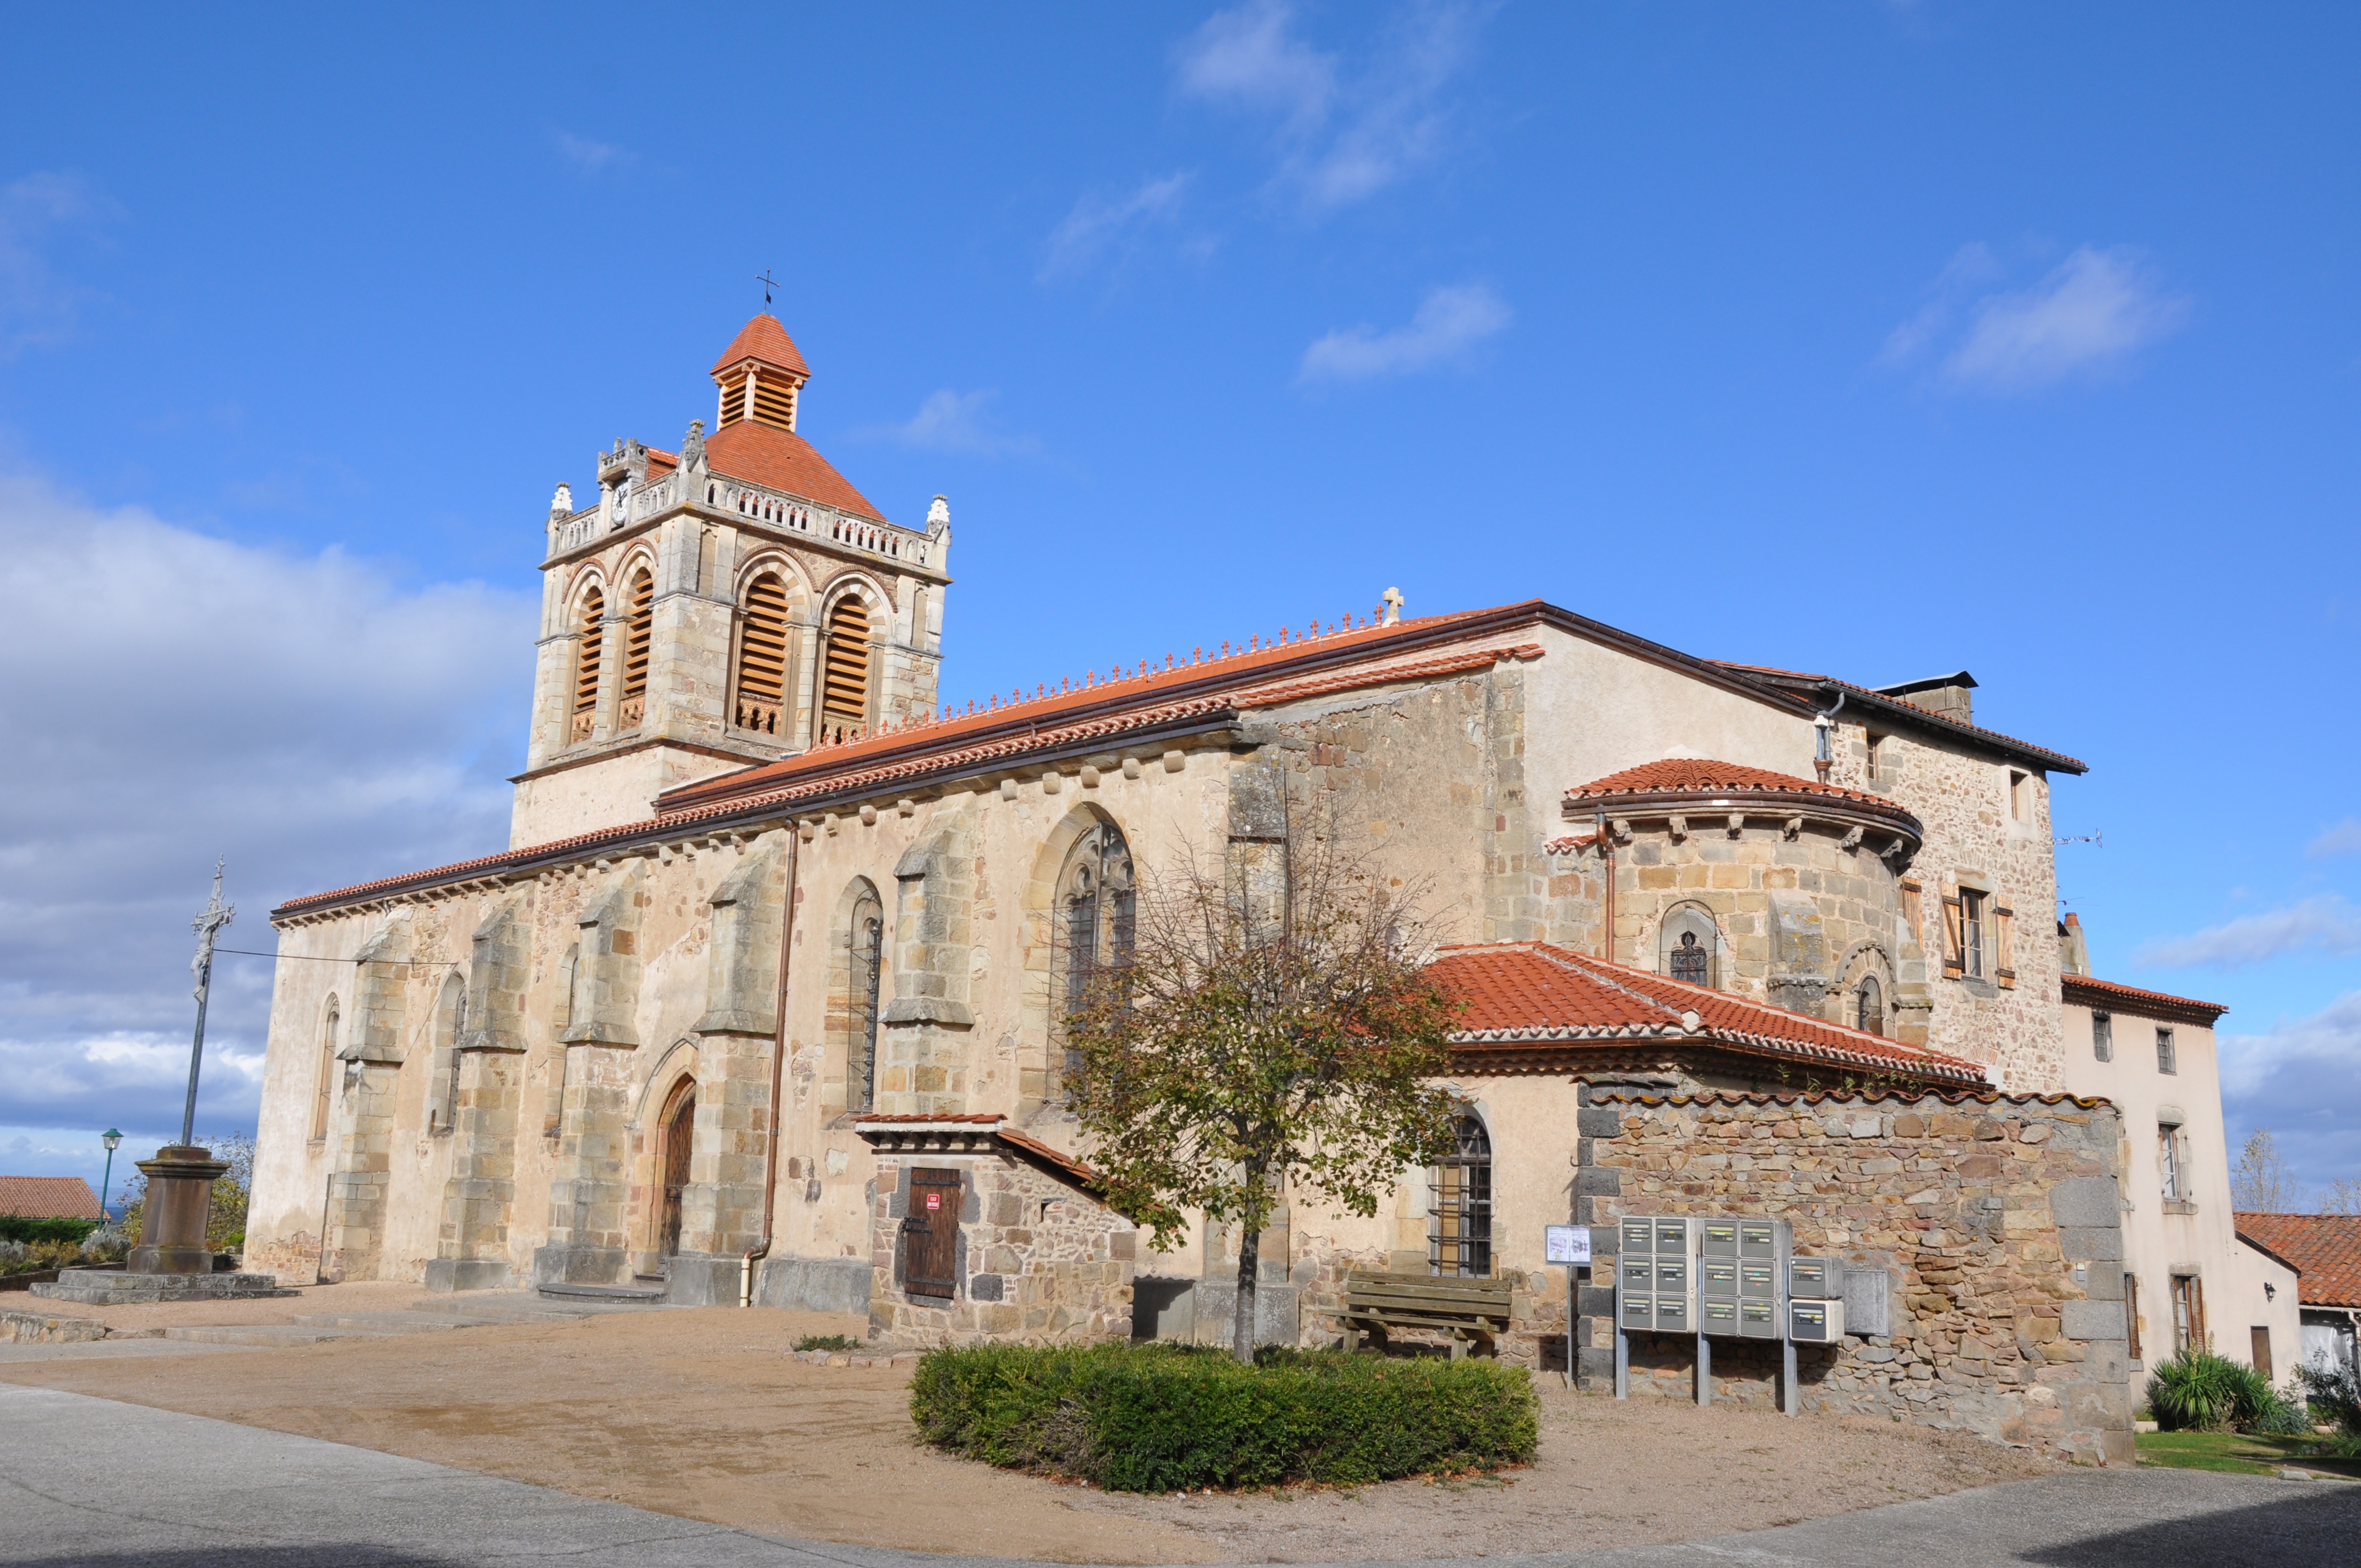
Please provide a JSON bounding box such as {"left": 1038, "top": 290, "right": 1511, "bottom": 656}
{"left": 741, "top": 826, "right": 803, "bottom": 1308}
{"left": 1812, "top": 690, "right": 1846, "bottom": 784}
{"left": 1595, "top": 809, "right": 1613, "bottom": 963}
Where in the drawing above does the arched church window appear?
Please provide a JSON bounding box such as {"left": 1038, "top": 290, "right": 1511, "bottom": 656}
{"left": 1856, "top": 975, "right": 1885, "bottom": 1037}
{"left": 1053, "top": 821, "right": 1135, "bottom": 1087}
{"left": 733, "top": 571, "right": 791, "bottom": 736}
{"left": 570, "top": 586, "right": 605, "bottom": 743}
{"left": 310, "top": 1000, "right": 340, "bottom": 1141}
{"left": 1429, "top": 1114, "right": 1493, "bottom": 1277}
{"left": 1657, "top": 904, "right": 1721, "bottom": 990}
{"left": 1670, "top": 932, "right": 1708, "bottom": 986}
{"left": 818, "top": 595, "right": 872, "bottom": 742}
{"left": 618, "top": 569, "right": 654, "bottom": 731}
{"left": 845, "top": 882, "right": 884, "bottom": 1113}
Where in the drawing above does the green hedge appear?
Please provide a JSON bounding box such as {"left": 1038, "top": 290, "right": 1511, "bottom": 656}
{"left": 910, "top": 1342, "right": 1538, "bottom": 1493}
{"left": 0, "top": 1216, "right": 102, "bottom": 1245}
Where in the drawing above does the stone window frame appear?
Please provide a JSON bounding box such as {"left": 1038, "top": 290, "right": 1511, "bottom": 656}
{"left": 1653, "top": 902, "right": 1723, "bottom": 992}
{"left": 309, "top": 994, "right": 341, "bottom": 1144}
{"left": 2092, "top": 1010, "right": 2113, "bottom": 1062}
{"left": 2157, "top": 1109, "right": 2190, "bottom": 1202}
{"left": 813, "top": 574, "right": 888, "bottom": 744}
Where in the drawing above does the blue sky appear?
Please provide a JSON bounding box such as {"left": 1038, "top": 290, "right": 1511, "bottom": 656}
{"left": 1, "top": 3, "right": 2354, "bottom": 1202}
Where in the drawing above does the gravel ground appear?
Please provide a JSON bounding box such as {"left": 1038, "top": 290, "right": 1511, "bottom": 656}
{"left": 0, "top": 1303, "right": 2058, "bottom": 1564}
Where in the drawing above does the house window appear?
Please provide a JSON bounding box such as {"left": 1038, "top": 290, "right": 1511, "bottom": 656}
{"left": 2159, "top": 1123, "right": 2186, "bottom": 1201}
{"left": 2008, "top": 770, "right": 2030, "bottom": 820}
{"left": 2170, "top": 1273, "right": 2206, "bottom": 1354}
{"left": 817, "top": 595, "right": 872, "bottom": 742}
{"left": 732, "top": 571, "right": 792, "bottom": 736}
{"left": 1959, "top": 890, "right": 1987, "bottom": 979}
{"left": 1865, "top": 731, "right": 1888, "bottom": 783}
{"left": 2092, "top": 1011, "right": 2113, "bottom": 1062}
{"left": 617, "top": 568, "right": 654, "bottom": 731}
{"left": 2157, "top": 1027, "right": 2177, "bottom": 1075}
{"left": 2125, "top": 1272, "right": 2142, "bottom": 1363}
{"left": 1430, "top": 1115, "right": 1493, "bottom": 1277}
{"left": 570, "top": 585, "right": 605, "bottom": 743}
{"left": 1856, "top": 975, "right": 1885, "bottom": 1037}
{"left": 1053, "top": 821, "right": 1135, "bottom": 1089}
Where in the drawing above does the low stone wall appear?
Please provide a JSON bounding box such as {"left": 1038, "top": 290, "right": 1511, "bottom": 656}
{"left": 1, "top": 1308, "right": 113, "bottom": 1344}
{"left": 1571, "top": 1084, "right": 2134, "bottom": 1465}
{"left": 867, "top": 1149, "right": 1134, "bottom": 1344}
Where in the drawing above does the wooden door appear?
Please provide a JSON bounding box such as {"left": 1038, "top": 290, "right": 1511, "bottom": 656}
{"left": 2251, "top": 1326, "right": 2273, "bottom": 1384}
{"left": 660, "top": 1084, "right": 696, "bottom": 1261}
{"left": 902, "top": 1167, "right": 961, "bottom": 1299}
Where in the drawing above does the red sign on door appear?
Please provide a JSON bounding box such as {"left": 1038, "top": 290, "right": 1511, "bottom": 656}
{"left": 925, "top": 1192, "right": 942, "bottom": 1210}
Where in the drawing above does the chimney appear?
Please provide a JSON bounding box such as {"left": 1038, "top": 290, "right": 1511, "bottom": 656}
{"left": 2058, "top": 912, "right": 2091, "bottom": 977}
{"left": 1875, "top": 670, "right": 1978, "bottom": 728}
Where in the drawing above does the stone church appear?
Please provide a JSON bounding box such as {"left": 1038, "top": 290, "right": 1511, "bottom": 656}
{"left": 247, "top": 314, "right": 2251, "bottom": 1463}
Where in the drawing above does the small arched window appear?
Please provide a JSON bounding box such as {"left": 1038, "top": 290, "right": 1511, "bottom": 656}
{"left": 818, "top": 595, "right": 872, "bottom": 742}
{"left": 617, "top": 568, "right": 654, "bottom": 731}
{"left": 311, "top": 1000, "right": 340, "bottom": 1141}
{"left": 428, "top": 972, "right": 465, "bottom": 1134}
{"left": 1430, "top": 1115, "right": 1493, "bottom": 1277}
{"left": 733, "top": 571, "right": 792, "bottom": 736}
{"left": 845, "top": 883, "right": 885, "bottom": 1112}
{"left": 1657, "top": 904, "right": 1721, "bottom": 990}
{"left": 1856, "top": 975, "right": 1885, "bottom": 1037}
{"left": 1054, "top": 821, "right": 1135, "bottom": 1087}
{"left": 570, "top": 586, "right": 605, "bottom": 743}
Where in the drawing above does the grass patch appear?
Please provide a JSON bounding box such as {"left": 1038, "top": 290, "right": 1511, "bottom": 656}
{"left": 910, "top": 1342, "right": 1538, "bottom": 1494}
{"left": 793, "top": 1334, "right": 864, "bottom": 1352}
{"left": 2137, "top": 1429, "right": 2361, "bottom": 1479}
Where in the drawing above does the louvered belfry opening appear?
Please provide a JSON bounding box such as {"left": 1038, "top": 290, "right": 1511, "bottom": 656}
{"left": 818, "top": 596, "right": 872, "bottom": 742}
{"left": 717, "top": 373, "right": 748, "bottom": 428}
{"left": 750, "top": 375, "right": 797, "bottom": 430}
{"left": 733, "top": 571, "right": 790, "bottom": 735}
{"left": 569, "top": 586, "right": 605, "bottom": 743}
{"left": 617, "top": 570, "right": 654, "bottom": 731}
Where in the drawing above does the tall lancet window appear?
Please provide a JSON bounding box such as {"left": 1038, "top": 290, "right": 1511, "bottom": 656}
{"left": 845, "top": 883, "right": 884, "bottom": 1113}
{"left": 1054, "top": 821, "right": 1135, "bottom": 1088}
{"left": 733, "top": 571, "right": 791, "bottom": 736}
{"left": 617, "top": 569, "right": 654, "bottom": 731}
{"left": 570, "top": 585, "right": 605, "bottom": 743}
{"left": 311, "top": 1000, "right": 340, "bottom": 1141}
{"left": 818, "top": 596, "right": 872, "bottom": 742}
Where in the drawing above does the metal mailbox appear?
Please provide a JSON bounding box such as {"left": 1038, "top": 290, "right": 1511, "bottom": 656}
{"left": 1739, "top": 1221, "right": 1777, "bottom": 1259}
{"left": 1613, "top": 1216, "right": 1693, "bottom": 1333}
{"left": 1789, "top": 1297, "right": 1847, "bottom": 1343}
{"left": 1700, "top": 1257, "right": 1738, "bottom": 1299}
{"left": 1700, "top": 1220, "right": 1739, "bottom": 1258}
{"left": 1788, "top": 1257, "right": 1840, "bottom": 1300}
{"left": 1739, "top": 1298, "right": 1780, "bottom": 1338}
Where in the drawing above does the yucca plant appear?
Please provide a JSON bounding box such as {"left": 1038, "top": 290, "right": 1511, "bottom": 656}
{"left": 2146, "top": 1348, "right": 2275, "bottom": 1432}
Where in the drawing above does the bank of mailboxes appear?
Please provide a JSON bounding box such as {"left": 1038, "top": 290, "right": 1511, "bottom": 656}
{"left": 1616, "top": 1216, "right": 1847, "bottom": 1343}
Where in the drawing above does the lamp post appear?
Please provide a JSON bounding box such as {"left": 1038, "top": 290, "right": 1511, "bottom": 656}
{"left": 99, "top": 1129, "right": 122, "bottom": 1221}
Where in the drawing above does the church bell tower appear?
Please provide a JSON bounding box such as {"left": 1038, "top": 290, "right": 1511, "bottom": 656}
{"left": 508, "top": 314, "right": 954, "bottom": 848}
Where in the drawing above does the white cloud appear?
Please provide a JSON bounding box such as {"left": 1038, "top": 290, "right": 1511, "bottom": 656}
{"left": 1040, "top": 172, "right": 1194, "bottom": 281}
{"left": 2134, "top": 895, "right": 2361, "bottom": 970}
{"left": 0, "top": 472, "right": 532, "bottom": 1173}
{"left": 0, "top": 171, "right": 119, "bottom": 357}
{"left": 1298, "top": 282, "right": 1509, "bottom": 385}
{"left": 1880, "top": 244, "right": 2188, "bottom": 394}
{"left": 2308, "top": 819, "right": 2361, "bottom": 858}
{"left": 863, "top": 389, "right": 1040, "bottom": 459}
{"left": 552, "top": 131, "right": 633, "bottom": 173}
{"left": 2221, "top": 990, "right": 2361, "bottom": 1197}
{"left": 1177, "top": 1, "right": 1481, "bottom": 217}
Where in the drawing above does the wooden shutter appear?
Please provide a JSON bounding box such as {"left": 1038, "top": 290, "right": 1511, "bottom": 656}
{"left": 2124, "top": 1272, "right": 2141, "bottom": 1363}
{"left": 1994, "top": 905, "right": 2015, "bottom": 988}
{"left": 902, "top": 1167, "right": 962, "bottom": 1299}
{"left": 733, "top": 572, "right": 790, "bottom": 734}
{"left": 2190, "top": 1275, "right": 2207, "bottom": 1352}
{"left": 570, "top": 586, "right": 605, "bottom": 741}
{"left": 819, "top": 597, "right": 871, "bottom": 737}
{"left": 618, "top": 571, "right": 654, "bottom": 729}
{"left": 1940, "top": 895, "right": 1965, "bottom": 977}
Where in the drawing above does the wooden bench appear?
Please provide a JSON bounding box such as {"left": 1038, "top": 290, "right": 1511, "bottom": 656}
{"left": 1340, "top": 1270, "right": 1514, "bottom": 1359}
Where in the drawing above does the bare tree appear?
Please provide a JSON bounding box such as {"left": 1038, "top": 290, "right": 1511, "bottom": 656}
{"left": 2232, "top": 1128, "right": 2302, "bottom": 1213}
{"left": 2322, "top": 1174, "right": 2361, "bottom": 1216}
{"left": 1063, "top": 824, "right": 1461, "bottom": 1364}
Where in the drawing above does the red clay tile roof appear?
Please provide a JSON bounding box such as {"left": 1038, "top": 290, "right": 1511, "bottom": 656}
{"left": 1565, "top": 759, "right": 1892, "bottom": 809}
{"left": 1426, "top": 941, "right": 1988, "bottom": 1087}
{"left": 0, "top": 1174, "right": 104, "bottom": 1220}
{"left": 2060, "top": 974, "right": 2227, "bottom": 1027}
{"left": 851, "top": 1114, "right": 1103, "bottom": 1195}
{"left": 703, "top": 420, "right": 887, "bottom": 524}
{"left": 2235, "top": 1212, "right": 2361, "bottom": 1308}
{"left": 710, "top": 313, "right": 810, "bottom": 379}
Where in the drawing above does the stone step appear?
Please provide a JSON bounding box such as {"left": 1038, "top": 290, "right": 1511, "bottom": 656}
{"left": 401, "top": 1296, "right": 602, "bottom": 1322}
{"left": 536, "top": 1282, "right": 667, "bottom": 1303}
{"left": 162, "top": 1325, "right": 373, "bottom": 1346}
{"left": 288, "top": 1311, "right": 478, "bottom": 1333}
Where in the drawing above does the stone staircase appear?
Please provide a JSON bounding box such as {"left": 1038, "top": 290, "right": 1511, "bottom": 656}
{"left": 156, "top": 1289, "right": 674, "bottom": 1348}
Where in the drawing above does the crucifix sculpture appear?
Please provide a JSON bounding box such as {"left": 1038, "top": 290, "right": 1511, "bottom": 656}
{"left": 181, "top": 860, "right": 235, "bottom": 1147}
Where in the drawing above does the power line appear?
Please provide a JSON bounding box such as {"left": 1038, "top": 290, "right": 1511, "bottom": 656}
{"left": 211, "top": 948, "right": 459, "bottom": 967}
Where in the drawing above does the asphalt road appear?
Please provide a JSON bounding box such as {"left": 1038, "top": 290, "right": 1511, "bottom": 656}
{"left": 2, "top": 1382, "right": 2353, "bottom": 1567}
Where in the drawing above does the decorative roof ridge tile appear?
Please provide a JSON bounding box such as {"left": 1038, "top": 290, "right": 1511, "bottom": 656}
{"left": 1585, "top": 1085, "right": 2112, "bottom": 1110}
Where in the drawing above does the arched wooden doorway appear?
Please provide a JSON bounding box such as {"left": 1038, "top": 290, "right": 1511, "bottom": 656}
{"left": 657, "top": 1079, "right": 696, "bottom": 1266}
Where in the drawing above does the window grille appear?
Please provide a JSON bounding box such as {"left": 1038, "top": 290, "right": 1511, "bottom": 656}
{"left": 570, "top": 586, "right": 604, "bottom": 742}
{"left": 818, "top": 596, "right": 871, "bottom": 741}
{"left": 733, "top": 572, "right": 791, "bottom": 734}
{"left": 2092, "top": 1012, "right": 2113, "bottom": 1061}
{"left": 1430, "top": 1116, "right": 1493, "bottom": 1277}
{"left": 618, "top": 570, "right": 654, "bottom": 731}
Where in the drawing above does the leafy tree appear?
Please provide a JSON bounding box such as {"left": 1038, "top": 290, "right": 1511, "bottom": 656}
{"left": 1064, "top": 822, "right": 1462, "bottom": 1363}
{"left": 2232, "top": 1127, "right": 2301, "bottom": 1213}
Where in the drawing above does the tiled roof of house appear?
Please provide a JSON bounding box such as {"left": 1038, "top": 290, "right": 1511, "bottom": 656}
{"left": 2235, "top": 1212, "right": 2361, "bottom": 1308}
{"left": 1425, "top": 941, "right": 1989, "bottom": 1086}
{"left": 0, "top": 1174, "right": 104, "bottom": 1220}
{"left": 1711, "top": 665, "right": 2087, "bottom": 775}
{"left": 2059, "top": 973, "right": 2228, "bottom": 1027}
{"left": 703, "top": 419, "right": 886, "bottom": 524}
{"left": 710, "top": 313, "right": 810, "bottom": 379}
{"left": 1564, "top": 759, "right": 1895, "bottom": 810}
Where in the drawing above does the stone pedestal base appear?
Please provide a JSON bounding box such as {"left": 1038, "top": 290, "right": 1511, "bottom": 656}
{"left": 30, "top": 1268, "right": 295, "bottom": 1305}
{"left": 128, "top": 1145, "right": 227, "bottom": 1275}
{"left": 421, "top": 1257, "right": 512, "bottom": 1293}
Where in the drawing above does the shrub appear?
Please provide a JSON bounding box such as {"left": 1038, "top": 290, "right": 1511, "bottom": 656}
{"left": 0, "top": 1216, "right": 102, "bottom": 1246}
{"left": 795, "top": 1334, "right": 863, "bottom": 1352}
{"left": 79, "top": 1227, "right": 128, "bottom": 1264}
{"left": 910, "top": 1341, "right": 1538, "bottom": 1493}
{"left": 2297, "top": 1355, "right": 2361, "bottom": 1440}
{"left": 2146, "top": 1348, "right": 2286, "bottom": 1433}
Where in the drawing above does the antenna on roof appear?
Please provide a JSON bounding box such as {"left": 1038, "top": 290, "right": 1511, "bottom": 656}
{"left": 755, "top": 268, "right": 777, "bottom": 307}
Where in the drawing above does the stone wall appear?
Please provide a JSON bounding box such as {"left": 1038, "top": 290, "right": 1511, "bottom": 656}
{"left": 1570, "top": 1084, "right": 2134, "bottom": 1464}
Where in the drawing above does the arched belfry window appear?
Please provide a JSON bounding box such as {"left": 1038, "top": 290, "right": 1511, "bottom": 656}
{"left": 1856, "top": 975, "right": 1885, "bottom": 1038}
{"left": 733, "top": 571, "right": 791, "bottom": 736}
{"left": 311, "top": 1000, "right": 341, "bottom": 1141}
{"left": 570, "top": 585, "right": 605, "bottom": 743}
{"left": 818, "top": 595, "right": 871, "bottom": 742}
{"left": 618, "top": 568, "right": 654, "bottom": 731}
{"left": 1054, "top": 821, "right": 1135, "bottom": 1085}
{"left": 845, "top": 882, "right": 884, "bottom": 1112}
{"left": 1430, "top": 1115, "right": 1493, "bottom": 1277}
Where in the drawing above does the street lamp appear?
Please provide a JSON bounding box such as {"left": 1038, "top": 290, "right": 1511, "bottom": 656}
{"left": 100, "top": 1129, "right": 123, "bottom": 1222}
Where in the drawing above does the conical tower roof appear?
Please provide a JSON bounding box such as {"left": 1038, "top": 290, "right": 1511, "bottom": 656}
{"left": 710, "top": 313, "right": 810, "bottom": 380}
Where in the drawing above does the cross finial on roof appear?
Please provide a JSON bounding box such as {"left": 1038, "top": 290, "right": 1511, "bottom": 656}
{"left": 1379, "top": 586, "right": 1404, "bottom": 626}
{"left": 757, "top": 268, "right": 777, "bottom": 306}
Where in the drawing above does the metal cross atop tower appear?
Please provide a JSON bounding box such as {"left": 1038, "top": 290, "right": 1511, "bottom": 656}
{"left": 179, "top": 859, "right": 235, "bottom": 1147}
{"left": 757, "top": 268, "right": 777, "bottom": 306}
